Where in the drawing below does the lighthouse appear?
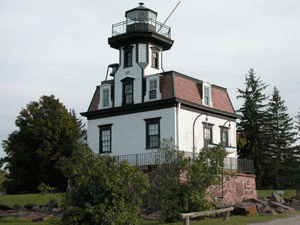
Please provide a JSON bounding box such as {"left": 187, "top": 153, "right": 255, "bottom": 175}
{"left": 107, "top": 2, "right": 174, "bottom": 107}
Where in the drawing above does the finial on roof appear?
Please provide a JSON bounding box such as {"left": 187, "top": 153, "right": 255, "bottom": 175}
{"left": 139, "top": 2, "right": 144, "bottom": 7}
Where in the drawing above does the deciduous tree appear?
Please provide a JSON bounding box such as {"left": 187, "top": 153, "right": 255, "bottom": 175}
{"left": 1, "top": 95, "right": 84, "bottom": 193}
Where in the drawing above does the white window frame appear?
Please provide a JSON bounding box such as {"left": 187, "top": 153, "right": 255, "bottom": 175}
{"left": 149, "top": 79, "right": 157, "bottom": 100}
{"left": 99, "top": 84, "right": 112, "bottom": 109}
{"left": 144, "top": 74, "right": 161, "bottom": 102}
{"left": 203, "top": 83, "right": 212, "bottom": 107}
{"left": 102, "top": 88, "right": 109, "bottom": 108}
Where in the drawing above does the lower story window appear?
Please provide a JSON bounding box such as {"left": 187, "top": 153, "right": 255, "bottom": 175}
{"left": 204, "top": 124, "right": 213, "bottom": 148}
{"left": 221, "top": 128, "right": 229, "bottom": 146}
{"left": 145, "top": 117, "right": 161, "bottom": 149}
{"left": 99, "top": 124, "right": 112, "bottom": 153}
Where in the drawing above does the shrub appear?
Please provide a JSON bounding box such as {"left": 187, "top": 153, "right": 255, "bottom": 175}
{"left": 145, "top": 140, "right": 227, "bottom": 223}
{"left": 59, "top": 146, "right": 150, "bottom": 225}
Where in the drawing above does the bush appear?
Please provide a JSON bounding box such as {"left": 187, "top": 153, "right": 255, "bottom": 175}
{"left": 59, "top": 146, "right": 150, "bottom": 225}
{"left": 145, "top": 140, "right": 227, "bottom": 223}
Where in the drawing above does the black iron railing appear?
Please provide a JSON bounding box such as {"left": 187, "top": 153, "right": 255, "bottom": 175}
{"left": 113, "top": 151, "right": 254, "bottom": 174}
{"left": 111, "top": 19, "right": 171, "bottom": 38}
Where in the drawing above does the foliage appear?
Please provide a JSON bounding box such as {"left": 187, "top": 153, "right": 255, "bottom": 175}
{"left": 264, "top": 87, "right": 299, "bottom": 189}
{"left": 237, "top": 68, "right": 269, "bottom": 188}
{"left": 145, "top": 139, "right": 227, "bottom": 223}
{"left": 1, "top": 95, "right": 85, "bottom": 194}
{"left": 59, "top": 145, "right": 150, "bottom": 225}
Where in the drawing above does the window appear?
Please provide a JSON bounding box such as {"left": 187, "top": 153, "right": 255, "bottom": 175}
{"left": 124, "top": 48, "right": 133, "bottom": 67}
{"left": 152, "top": 51, "right": 159, "bottom": 68}
{"left": 99, "top": 125, "right": 112, "bottom": 153}
{"left": 149, "top": 79, "right": 157, "bottom": 100}
{"left": 203, "top": 123, "right": 213, "bottom": 148}
{"left": 221, "top": 128, "right": 229, "bottom": 146}
{"left": 204, "top": 86, "right": 211, "bottom": 106}
{"left": 145, "top": 117, "right": 161, "bottom": 149}
{"left": 122, "top": 77, "right": 134, "bottom": 105}
{"left": 102, "top": 89, "right": 109, "bottom": 108}
{"left": 123, "top": 83, "right": 133, "bottom": 104}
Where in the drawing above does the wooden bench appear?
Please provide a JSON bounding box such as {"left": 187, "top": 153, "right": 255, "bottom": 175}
{"left": 181, "top": 207, "right": 234, "bottom": 225}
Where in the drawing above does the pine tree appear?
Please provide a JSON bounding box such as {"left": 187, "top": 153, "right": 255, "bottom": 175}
{"left": 237, "top": 68, "right": 269, "bottom": 188}
{"left": 296, "top": 108, "right": 300, "bottom": 133}
{"left": 265, "top": 87, "right": 298, "bottom": 188}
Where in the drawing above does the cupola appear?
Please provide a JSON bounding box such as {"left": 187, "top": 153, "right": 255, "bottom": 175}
{"left": 108, "top": 3, "right": 174, "bottom": 50}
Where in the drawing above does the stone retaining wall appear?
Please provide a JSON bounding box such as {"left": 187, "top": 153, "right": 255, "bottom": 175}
{"left": 206, "top": 172, "right": 257, "bottom": 205}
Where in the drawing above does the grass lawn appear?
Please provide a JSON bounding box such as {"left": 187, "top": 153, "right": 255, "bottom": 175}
{"left": 0, "top": 193, "right": 64, "bottom": 207}
{"left": 257, "top": 189, "right": 296, "bottom": 199}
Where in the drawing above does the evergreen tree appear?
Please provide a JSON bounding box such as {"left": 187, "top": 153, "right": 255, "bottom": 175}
{"left": 237, "top": 68, "right": 269, "bottom": 188}
{"left": 265, "top": 87, "right": 298, "bottom": 188}
{"left": 296, "top": 108, "right": 300, "bottom": 133}
{"left": 1, "top": 95, "right": 85, "bottom": 193}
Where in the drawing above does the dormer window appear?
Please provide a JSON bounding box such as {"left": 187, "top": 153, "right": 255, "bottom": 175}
{"left": 122, "top": 77, "right": 134, "bottom": 105}
{"left": 99, "top": 82, "right": 113, "bottom": 109}
{"left": 203, "top": 83, "right": 212, "bottom": 107}
{"left": 102, "top": 89, "right": 109, "bottom": 108}
{"left": 149, "top": 79, "right": 157, "bottom": 99}
{"left": 124, "top": 46, "right": 133, "bottom": 67}
{"left": 144, "top": 75, "right": 161, "bottom": 102}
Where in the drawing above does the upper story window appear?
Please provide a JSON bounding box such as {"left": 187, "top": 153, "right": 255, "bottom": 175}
{"left": 203, "top": 84, "right": 211, "bottom": 107}
{"left": 144, "top": 75, "right": 161, "bottom": 102}
{"left": 102, "top": 89, "right": 109, "bottom": 108}
{"left": 149, "top": 79, "right": 157, "bottom": 100}
{"left": 122, "top": 77, "right": 134, "bottom": 105}
{"left": 124, "top": 46, "right": 133, "bottom": 68}
{"left": 152, "top": 51, "right": 159, "bottom": 68}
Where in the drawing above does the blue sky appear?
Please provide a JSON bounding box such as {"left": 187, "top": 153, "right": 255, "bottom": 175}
{"left": 1, "top": 0, "right": 300, "bottom": 158}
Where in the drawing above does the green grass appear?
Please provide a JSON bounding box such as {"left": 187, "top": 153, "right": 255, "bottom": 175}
{"left": 0, "top": 217, "right": 61, "bottom": 224}
{"left": 257, "top": 189, "right": 296, "bottom": 199}
{"left": 0, "top": 193, "right": 64, "bottom": 207}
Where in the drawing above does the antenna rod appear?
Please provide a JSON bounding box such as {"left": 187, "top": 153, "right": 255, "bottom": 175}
{"left": 158, "top": 1, "right": 181, "bottom": 32}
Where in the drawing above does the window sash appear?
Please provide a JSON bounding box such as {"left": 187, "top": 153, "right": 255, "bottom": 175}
{"left": 149, "top": 79, "right": 157, "bottom": 100}
{"left": 102, "top": 89, "right": 109, "bottom": 107}
{"left": 124, "top": 50, "right": 132, "bottom": 67}
{"left": 221, "top": 129, "right": 229, "bottom": 146}
{"left": 204, "top": 125, "right": 213, "bottom": 148}
{"left": 204, "top": 86, "right": 210, "bottom": 106}
{"left": 145, "top": 118, "right": 160, "bottom": 149}
{"left": 123, "top": 82, "right": 133, "bottom": 105}
{"left": 99, "top": 125, "right": 112, "bottom": 153}
{"left": 152, "top": 51, "right": 158, "bottom": 68}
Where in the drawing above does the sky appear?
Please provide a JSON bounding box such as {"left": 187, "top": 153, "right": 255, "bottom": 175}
{"left": 1, "top": 0, "right": 300, "bottom": 159}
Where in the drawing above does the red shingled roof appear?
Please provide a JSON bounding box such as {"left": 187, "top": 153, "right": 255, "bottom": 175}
{"left": 88, "top": 86, "right": 100, "bottom": 111}
{"left": 86, "top": 71, "right": 235, "bottom": 114}
{"left": 211, "top": 85, "right": 235, "bottom": 113}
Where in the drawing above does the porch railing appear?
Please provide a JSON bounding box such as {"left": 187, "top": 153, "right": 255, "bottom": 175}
{"left": 113, "top": 151, "right": 254, "bottom": 174}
